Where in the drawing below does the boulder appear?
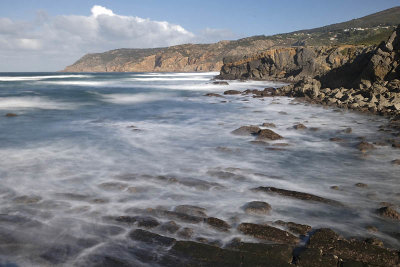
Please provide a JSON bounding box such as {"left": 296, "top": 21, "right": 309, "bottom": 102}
{"left": 377, "top": 206, "right": 400, "bottom": 221}
{"left": 223, "top": 90, "right": 241, "bottom": 95}
{"left": 238, "top": 223, "right": 299, "bottom": 245}
{"left": 232, "top": 125, "right": 261, "bottom": 136}
{"left": 242, "top": 201, "right": 272, "bottom": 215}
{"left": 256, "top": 129, "right": 283, "bottom": 140}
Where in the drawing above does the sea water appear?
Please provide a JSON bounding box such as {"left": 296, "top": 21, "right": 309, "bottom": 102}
{"left": 0, "top": 72, "right": 399, "bottom": 265}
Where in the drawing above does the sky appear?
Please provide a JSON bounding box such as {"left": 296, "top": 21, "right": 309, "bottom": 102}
{"left": 0, "top": 0, "right": 399, "bottom": 71}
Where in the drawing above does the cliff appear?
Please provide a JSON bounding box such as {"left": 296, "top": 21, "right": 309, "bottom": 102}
{"left": 63, "top": 7, "right": 400, "bottom": 73}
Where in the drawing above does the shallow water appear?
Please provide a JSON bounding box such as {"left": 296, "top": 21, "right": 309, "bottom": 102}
{"left": 0, "top": 72, "right": 399, "bottom": 266}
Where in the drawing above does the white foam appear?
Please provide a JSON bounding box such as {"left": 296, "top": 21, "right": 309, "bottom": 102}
{"left": 0, "top": 75, "right": 92, "bottom": 82}
{"left": 0, "top": 96, "right": 81, "bottom": 110}
{"left": 98, "top": 93, "right": 170, "bottom": 104}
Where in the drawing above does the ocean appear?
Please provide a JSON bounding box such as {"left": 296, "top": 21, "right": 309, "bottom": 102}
{"left": 0, "top": 72, "right": 399, "bottom": 265}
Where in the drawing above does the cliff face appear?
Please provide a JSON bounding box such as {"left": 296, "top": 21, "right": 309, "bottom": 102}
{"left": 217, "top": 45, "right": 374, "bottom": 83}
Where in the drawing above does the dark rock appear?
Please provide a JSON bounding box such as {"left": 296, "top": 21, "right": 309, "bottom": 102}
{"left": 357, "top": 141, "right": 375, "bottom": 152}
{"left": 296, "top": 248, "right": 339, "bottom": 267}
{"left": 98, "top": 182, "right": 128, "bottom": 191}
{"left": 159, "top": 221, "right": 180, "bottom": 234}
{"left": 204, "top": 217, "right": 231, "bottom": 232}
{"left": 377, "top": 206, "right": 400, "bottom": 221}
{"left": 174, "top": 205, "right": 207, "bottom": 217}
{"left": 223, "top": 90, "right": 241, "bottom": 95}
{"left": 293, "top": 123, "right": 307, "bottom": 130}
{"left": 242, "top": 201, "right": 272, "bottom": 215}
{"left": 392, "top": 159, "right": 400, "bottom": 165}
{"left": 343, "top": 127, "right": 352, "bottom": 133}
{"left": 238, "top": 223, "right": 299, "bottom": 244}
{"left": 12, "top": 195, "right": 42, "bottom": 204}
{"left": 252, "top": 186, "right": 342, "bottom": 206}
{"left": 136, "top": 216, "right": 160, "bottom": 228}
{"left": 309, "top": 127, "right": 320, "bottom": 131}
{"left": 231, "top": 125, "right": 261, "bottom": 135}
{"left": 177, "top": 227, "right": 194, "bottom": 238}
{"left": 330, "top": 186, "right": 340, "bottom": 190}
{"left": 330, "top": 137, "right": 343, "bottom": 142}
{"left": 262, "top": 122, "right": 276, "bottom": 128}
{"left": 204, "top": 93, "right": 224, "bottom": 97}
{"left": 212, "top": 81, "right": 229, "bottom": 85}
{"left": 274, "top": 220, "right": 312, "bottom": 235}
{"left": 166, "top": 240, "right": 293, "bottom": 267}
{"left": 129, "top": 229, "right": 176, "bottom": 246}
{"left": 355, "top": 183, "right": 368, "bottom": 188}
{"left": 307, "top": 228, "right": 399, "bottom": 266}
{"left": 256, "top": 129, "right": 283, "bottom": 140}
{"left": 5, "top": 113, "right": 18, "bottom": 117}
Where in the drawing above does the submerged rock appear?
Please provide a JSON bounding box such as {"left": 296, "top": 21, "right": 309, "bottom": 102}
{"left": 5, "top": 113, "right": 18, "bottom": 117}
{"left": 238, "top": 223, "right": 299, "bottom": 244}
{"left": 262, "top": 122, "right": 276, "bottom": 128}
{"left": 174, "top": 205, "right": 207, "bottom": 217}
{"left": 357, "top": 141, "right": 376, "bottom": 152}
{"left": 293, "top": 123, "right": 307, "bottom": 130}
{"left": 129, "top": 229, "right": 176, "bottom": 246}
{"left": 204, "top": 217, "right": 231, "bottom": 232}
{"left": 212, "top": 81, "right": 229, "bottom": 85}
{"left": 274, "top": 220, "right": 312, "bottom": 236}
{"left": 223, "top": 90, "right": 241, "bottom": 95}
{"left": 242, "top": 201, "right": 272, "bottom": 215}
{"left": 159, "top": 221, "right": 180, "bottom": 234}
{"left": 204, "top": 93, "right": 224, "bottom": 97}
{"left": 252, "top": 186, "right": 342, "bottom": 206}
{"left": 231, "top": 125, "right": 261, "bottom": 135}
{"left": 256, "top": 129, "right": 283, "bottom": 140}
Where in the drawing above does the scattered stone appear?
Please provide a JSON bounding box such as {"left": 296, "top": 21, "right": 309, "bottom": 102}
{"left": 355, "top": 183, "right": 368, "bottom": 188}
{"left": 329, "top": 137, "right": 343, "bottom": 142}
{"left": 238, "top": 223, "right": 299, "bottom": 245}
{"left": 262, "top": 122, "right": 276, "bottom": 128}
{"left": 174, "top": 205, "right": 207, "bottom": 217}
{"left": 129, "top": 229, "right": 176, "bottom": 246}
{"left": 231, "top": 125, "right": 261, "bottom": 135}
{"left": 330, "top": 185, "right": 340, "bottom": 190}
{"left": 309, "top": 127, "right": 320, "bottom": 131}
{"left": 223, "top": 90, "right": 241, "bottom": 95}
{"left": 204, "top": 217, "right": 231, "bottom": 232}
{"left": 256, "top": 129, "right": 283, "bottom": 140}
{"left": 366, "top": 226, "right": 378, "bottom": 233}
{"left": 293, "top": 123, "right": 307, "bottom": 130}
{"left": 296, "top": 247, "right": 339, "bottom": 266}
{"left": 177, "top": 227, "right": 194, "bottom": 238}
{"left": 212, "top": 81, "right": 229, "bottom": 85}
{"left": 242, "top": 201, "right": 272, "bottom": 215}
{"left": 252, "top": 186, "right": 342, "bottom": 206}
{"left": 274, "top": 220, "right": 312, "bottom": 236}
{"left": 204, "top": 93, "right": 223, "bottom": 97}
{"left": 343, "top": 127, "right": 352, "bottom": 133}
{"left": 377, "top": 206, "right": 400, "bottom": 221}
{"left": 136, "top": 216, "right": 160, "bottom": 228}
{"left": 5, "top": 113, "right": 18, "bottom": 117}
{"left": 391, "top": 159, "right": 400, "bottom": 165}
{"left": 357, "top": 141, "right": 375, "bottom": 152}
{"left": 159, "top": 221, "right": 180, "bottom": 234}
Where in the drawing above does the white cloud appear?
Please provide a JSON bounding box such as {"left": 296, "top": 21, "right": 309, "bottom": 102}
{"left": 0, "top": 5, "right": 236, "bottom": 71}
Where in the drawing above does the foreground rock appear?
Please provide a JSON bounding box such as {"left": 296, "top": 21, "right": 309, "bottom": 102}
{"left": 242, "top": 201, "right": 272, "bottom": 215}
{"left": 274, "top": 220, "right": 312, "bottom": 236}
{"left": 252, "top": 186, "right": 342, "bottom": 206}
{"left": 238, "top": 223, "right": 299, "bottom": 245}
{"left": 377, "top": 206, "right": 400, "bottom": 221}
{"left": 256, "top": 129, "right": 283, "bottom": 140}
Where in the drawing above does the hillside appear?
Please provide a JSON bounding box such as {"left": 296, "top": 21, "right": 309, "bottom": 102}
{"left": 63, "top": 6, "right": 400, "bottom": 73}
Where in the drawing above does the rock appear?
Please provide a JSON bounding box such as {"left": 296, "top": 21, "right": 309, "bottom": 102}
{"left": 177, "top": 227, "right": 194, "bottom": 238}
{"left": 242, "top": 201, "right": 271, "bottom": 215}
{"left": 223, "top": 90, "right": 241, "bottom": 95}
{"left": 329, "top": 137, "right": 343, "bottom": 142}
{"left": 204, "top": 217, "right": 231, "bottom": 232}
{"left": 159, "top": 221, "right": 180, "bottom": 234}
{"left": 309, "top": 127, "right": 320, "bottom": 131}
{"left": 262, "top": 122, "right": 276, "bottom": 128}
{"left": 365, "top": 237, "right": 384, "bottom": 248}
{"left": 256, "top": 129, "right": 283, "bottom": 140}
{"left": 174, "top": 205, "right": 207, "bottom": 217}
{"left": 274, "top": 220, "right": 312, "bottom": 235}
{"left": 212, "top": 81, "right": 229, "bottom": 85}
{"left": 98, "top": 182, "right": 128, "bottom": 191}
{"left": 307, "top": 228, "right": 399, "bottom": 266}
{"left": 296, "top": 248, "right": 339, "bottom": 267}
{"left": 231, "top": 125, "right": 261, "bottom": 135}
{"left": 377, "top": 206, "right": 400, "bottom": 221}
{"left": 5, "top": 113, "right": 18, "bottom": 117}
{"left": 238, "top": 223, "right": 299, "bottom": 245}
{"left": 253, "top": 186, "right": 342, "bottom": 206}
{"left": 356, "top": 141, "right": 375, "bottom": 152}
{"left": 136, "top": 216, "right": 160, "bottom": 228}
{"left": 293, "top": 123, "right": 307, "bottom": 130}
{"left": 343, "top": 127, "right": 352, "bottom": 133}
{"left": 204, "top": 93, "right": 223, "bottom": 97}
{"left": 391, "top": 159, "right": 400, "bottom": 165}
{"left": 355, "top": 183, "right": 368, "bottom": 188}
{"left": 129, "top": 229, "right": 176, "bottom": 246}
{"left": 12, "top": 195, "right": 42, "bottom": 204}
{"left": 330, "top": 186, "right": 340, "bottom": 190}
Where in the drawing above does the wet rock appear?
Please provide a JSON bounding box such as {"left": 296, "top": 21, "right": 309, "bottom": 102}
{"left": 177, "top": 227, "right": 194, "bottom": 238}
{"left": 204, "top": 217, "right": 231, "bottom": 232}
{"left": 262, "top": 122, "right": 276, "bottom": 128}
{"left": 165, "top": 240, "right": 293, "bottom": 267}
{"left": 309, "top": 127, "right": 320, "bottom": 131}
{"left": 343, "top": 127, "right": 352, "bottom": 133}
{"left": 159, "top": 221, "right": 180, "bottom": 234}
{"left": 330, "top": 185, "right": 340, "bottom": 190}
{"left": 5, "top": 113, "right": 18, "bottom": 117}
{"left": 279, "top": 111, "right": 288, "bottom": 115}
{"left": 366, "top": 226, "right": 378, "bottom": 233}
{"left": 252, "top": 186, "right": 342, "bottom": 206}
{"left": 204, "top": 93, "right": 224, "bottom": 97}
{"left": 273, "top": 143, "right": 290, "bottom": 147}
{"left": 256, "top": 129, "right": 283, "bottom": 140}
{"left": 355, "top": 183, "right": 368, "bottom": 188}
{"left": 129, "top": 229, "right": 176, "bottom": 247}
{"left": 207, "top": 170, "right": 246, "bottom": 181}
{"left": 250, "top": 140, "right": 269, "bottom": 146}
{"left": 130, "top": 208, "right": 203, "bottom": 224}
{"left": 242, "top": 201, "right": 271, "bottom": 215}
{"left": 113, "top": 215, "right": 160, "bottom": 228}
{"left": 377, "top": 206, "right": 400, "bottom": 221}
{"left": 307, "top": 228, "right": 399, "bottom": 266}
{"left": 223, "top": 90, "right": 241, "bottom": 95}
{"left": 293, "top": 123, "right": 307, "bottom": 130}
{"left": 329, "top": 137, "right": 343, "bottom": 142}
{"left": 174, "top": 205, "right": 207, "bottom": 217}
{"left": 296, "top": 248, "right": 339, "bottom": 267}
{"left": 231, "top": 125, "right": 261, "bottom": 135}
{"left": 365, "top": 237, "right": 384, "bottom": 247}
{"left": 238, "top": 223, "right": 299, "bottom": 244}
{"left": 12, "top": 195, "right": 42, "bottom": 204}
{"left": 126, "top": 186, "right": 149, "bottom": 193}
{"left": 392, "top": 143, "right": 400, "bottom": 149}
{"left": 98, "top": 182, "right": 128, "bottom": 191}
{"left": 212, "top": 81, "right": 229, "bottom": 85}
{"left": 155, "top": 176, "right": 224, "bottom": 190}
{"left": 357, "top": 141, "right": 375, "bottom": 152}
{"left": 391, "top": 159, "right": 400, "bottom": 165}
{"left": 274, "top": 220, "right": 312, "bottom": 235}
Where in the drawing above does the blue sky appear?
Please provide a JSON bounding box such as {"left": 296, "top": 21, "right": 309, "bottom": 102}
{"left": 0, "top": 0, "right": 399, "bottom": 71}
